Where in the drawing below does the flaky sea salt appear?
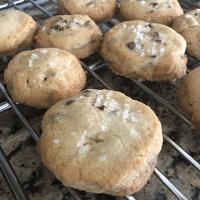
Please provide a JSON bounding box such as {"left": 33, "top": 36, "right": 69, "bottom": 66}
{"left": 139, "top": 0, "right": 146, "bottom": 5}
{"left": 131, "top": 115, "right": 138, "bottom": 122}
{"left": 99, "top": 155, "right": 107, "bottom": 161}
{"left": 40, "top": 49, "right": 48, "bottom": 54}
{"left": 104, "top": 98, "right": 118, "bottom": 112}
{"left": 101, "top": 124, "right": 107, "bottom": 132}
{"left": 94, "top": 94, "right": 103, "bottom": 107}
{"left": 105, "top": 91, "right": 113, "bottom": 99}
{"left": 160, "top": 47, "right": 165, "bottom": 54}
{"left": 31, "top": 54, "right": 39, "bottom": 60}
{"left": 122, "top": 109, "right": 129, "bottom": 119}
{"left": 41, "top": 26, "right": 46, "bottom": 31}
{"left": 53, "top": 139, "right": 60, "bottom": 144}
{"left": 48, "top": 62, "right": 55, "bottom": 68}
{"left": 79, "top": 145, "right": 90, "bottom": 155}
{"left": 135, "top": 43, "right": 142, "bottom": 50}
{"left": 28, "top": 59, "right": 33, "bottom": 68}
{"left": 130, "top": 129, "right": 138, "bottom": 136}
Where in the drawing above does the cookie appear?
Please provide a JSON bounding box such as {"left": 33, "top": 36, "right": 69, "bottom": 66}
{"left": 101, "top": 21, "right": 187, "bottom": 81}
{"left": 4, "top": 48, "right": 86, "bottom": 108}
{"left": 0, "top": 9, "right": 38, "bottom": 56}
{"left": 172, "top": 9, "right": 200, "bottom": 59}
{"left": 120, "top": 0, "right": 183, "bottom": 25}
{"left": 39, "top": 89, "right": 163, "bottom": 196}
{"left": 58, "top": 0, "right": 117, "bottom": 23}
{"left": 35, "top": 15, "right": 103, "bottom": 59}
{"left": 177, "top": 67, "right": 200, "bottom": 131}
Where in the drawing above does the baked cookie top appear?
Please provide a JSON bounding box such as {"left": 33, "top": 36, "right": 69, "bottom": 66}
{"left": 58, "top": 0, "right": 117, "bottom": 22}
{"left": 172, "top": 9, "right": 200, "bottom": 33}
{"left": 35, "top": 15, "right": 102, "bottom": 58}
{"left": 39, "top": 89, "right": 163, "bottom": 195}
{"left": 177, "top": 67, "right": 200, "bottom": 130}
{"left": 4, "top": 48, "right": 86, "bottom": 108}
{"left": 120, "top": 0, "right": 183, "bottom": 25}
{"left": 0, "top": 9, "right": 37, "bottom": 54}
{"left": 101, "top": 20, "right": 187, "bottom": 81}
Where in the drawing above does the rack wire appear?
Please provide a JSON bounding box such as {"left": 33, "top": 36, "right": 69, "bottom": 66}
{"left": 0, "top": 1, "right": 200, "bottom": 200}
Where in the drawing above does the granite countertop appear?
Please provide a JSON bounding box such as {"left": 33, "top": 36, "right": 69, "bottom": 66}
{"left": 0, "top": 1, "right": 200, "bottom": 200}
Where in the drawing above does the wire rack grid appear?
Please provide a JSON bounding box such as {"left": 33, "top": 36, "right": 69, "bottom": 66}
{"left": 0, "top": 1, "right": 200, "bottom": 200}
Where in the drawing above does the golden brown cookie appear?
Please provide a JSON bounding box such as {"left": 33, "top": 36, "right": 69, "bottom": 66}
{"left": 101, "top": 21, "right": 187, "bottom": 81}
{"left": 58, "top": 0, "right": 117, "bottom": 23}
{"left": 4, "top": 48, "right": 86, "bottom": 108}
{"left": 0, "top": 9, "right": 38, "bottom": 56}
{"left": 172, "top": 9, "right": 200, "bottom": 59}
{"left": 39, "top": 89, "right": 163, "bottom": 196}
{"left": 177, "top": 67, "right": 200, "bottom": 131}
{"left": 120, "top": 0, "right": 183, "bottom": 25}
{"left": 35, "top": 15, "right": 103, "bottom": 59}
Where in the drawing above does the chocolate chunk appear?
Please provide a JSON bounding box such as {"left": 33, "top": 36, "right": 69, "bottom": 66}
{"left": 154, "top": 32, "right": 159, "bottom": 38}
{"left": 149, "top": 10, "right": 155, "bottom": 13}
{"left": 84, "top": 20, "right": 91, "bottom": 26}
{"left": 150, "top": 55, "right": 157, "bottom": 58}
{"left": 52, "top": 25, "right": 64, "bottom": 31}
{"left": 43, "top": 77, "right": 48, "bottom": 81}
{"left": 145, "top": 23, "right": 153, "bottom": 29}
{"left": 126, "top": 42, "right": 136, "bottom": 50}
{"left": 149, "top": 2, "right": 158, "bottom": 8}
{"left": 97, "top": 105, "right": 106, "bottom": 111}
{"left": 84, "top": 89, "right": 91, "bottom": 93}
{"left": 26, "top": 80, "right": 29, "bottom": 84}
{"left": 153, "top": 32, "right": 161, "bottom": 43}
{"left": 65, "top": 100, "right": 75, "bottom": 105}
{"left": 86, "top": 1, "right": 93, "bottom": 6}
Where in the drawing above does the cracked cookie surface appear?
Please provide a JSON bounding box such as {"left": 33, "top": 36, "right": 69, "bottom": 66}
{"left": 120, "top": 0, "right": 183, "bottom": 25}
{"left": 172, "top": 9, "right": 200, "bottom": 59}
{"left": 58, "top": 0, "right": 117, "bottom": 23}
{"left": 39, "top": 89, "right": 163, "bottom": 196}
{"left": 35, "top": 15, "right": 103, "bottom": 59}
{"left": 0, "top": 9, "right": 38, "bottom": 56}
{"left": 101, "top": 20, "right": 187, "bottom": 81}
{"left": 177, "top": 67, "right": 200, "bottom": 131}
{"left": 4, "top": 48, "right": 86, "bottom": 108}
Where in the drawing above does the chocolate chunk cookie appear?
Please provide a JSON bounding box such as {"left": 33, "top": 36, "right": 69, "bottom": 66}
{"left": 4, "top": 48, "right": 86, "bottom": 108}
{"left": 101, "top": 21, "right": 187, "bottom": 81}
{"left": 58, "top": 0, "right": 117, "bottom": 23}
{"left": 39, "top": 89, "right": 163, "bottom": 196}
{"left": 0, "top": 9, "right": 38, "bottom": 56}
{"left": 120, "top": 0, "right": 183, "bottom": 25}
{"left": 177, "top": 67, "right": 200, "bottom": 131}
{"left": 172, "top": 9, "right": 200, "bottom": 59}
{"left": 35, "top": 15, "right": 103, "bottom": 59}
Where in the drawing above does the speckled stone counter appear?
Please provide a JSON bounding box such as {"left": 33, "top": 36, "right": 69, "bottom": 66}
{"left": 0, "top": 1, "right": 200, "bottom": 200}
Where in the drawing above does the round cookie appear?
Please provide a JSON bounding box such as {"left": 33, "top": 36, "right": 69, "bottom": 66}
{"left": 101, "top": 20, "right": 187, "bottom": 81}
{"left": 120, "top": 0, "right": 183, "bottom": 25}
{"left": 39, "top": 89, "right": 163, "bottom": 196}
{"left": 35, "top": 15, "right": 103, "bottom": 59}
{"left": 4, "top": 48, "right": 86, "bottom": 109}
{"left": 172, "top": 9, "right": 200, "bottom": 59}
{"left": 0, "top": 9, "right": 38, "bottom": 56}
{"left": 58, "top": 0, "right": 117, "bottom": 23}
{"left": 177, "top": 67, "right": 200, "bottom": 131}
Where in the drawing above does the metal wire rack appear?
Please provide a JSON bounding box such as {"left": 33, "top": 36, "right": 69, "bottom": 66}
{"left": 0, "top": 1, "right": 200, "bottom": 200}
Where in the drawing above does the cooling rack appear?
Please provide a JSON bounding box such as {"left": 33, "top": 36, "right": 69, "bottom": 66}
{"left": 0, "top": 1, "right": 200, "bottom": 200}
